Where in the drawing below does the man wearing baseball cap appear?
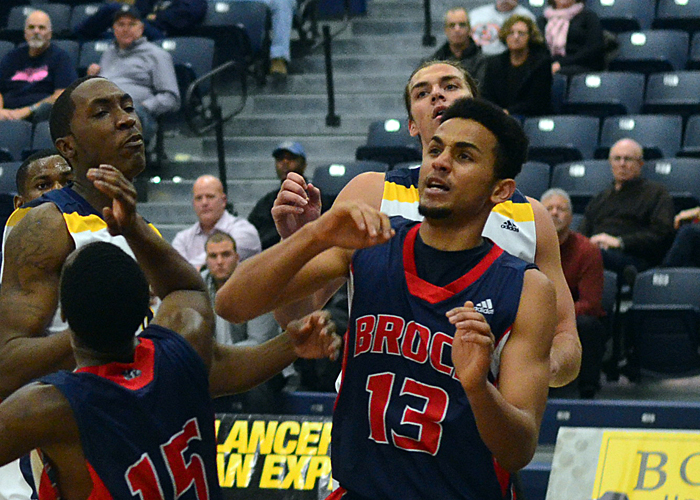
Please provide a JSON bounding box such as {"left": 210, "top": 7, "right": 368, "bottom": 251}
{"left": 86, "top": 4, "right": 179, "bottom": 144}
{"left": 249, "top": 141, "right": 311, "bottom": 250}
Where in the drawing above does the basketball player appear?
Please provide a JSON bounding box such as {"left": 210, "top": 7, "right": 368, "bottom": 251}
{"left": 216, "top": 98, "right": 556, "bottom": 499}
{"left": 13, "top": 149, "right": 73, "bottom": 209}
{"left": 0, "top": 165, "right": 337, "bottom": 498}
{"left": 270, "top": 60, "right": 580, "bottom": 388}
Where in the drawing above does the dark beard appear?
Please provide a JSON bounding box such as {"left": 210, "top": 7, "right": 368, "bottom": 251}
{"left": 418, "top": 204, "right": 452, "bottom": 220}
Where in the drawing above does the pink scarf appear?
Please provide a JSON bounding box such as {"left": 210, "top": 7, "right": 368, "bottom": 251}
{"left": 544, "top": 2, "right": 584, "bottom": 57}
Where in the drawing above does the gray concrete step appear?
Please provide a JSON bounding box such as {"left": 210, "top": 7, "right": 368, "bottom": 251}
{"left": 201, "top": 135, "right": 365, "bottom": 159}
{"left": 302, "top": 53, "right": 424, "bottom": 75}
{"left": 256, "top": 72, "right": 411, "bottom": 95}
{"left": 241, "top": 93, "right": 404, "bottom": 116}
{"left": 146, "top": 178, "right": 279, "bottom": 206}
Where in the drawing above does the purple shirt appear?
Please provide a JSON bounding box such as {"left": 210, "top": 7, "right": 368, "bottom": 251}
{"left": 172, "top": 210, "right": 261, "bottom": 267}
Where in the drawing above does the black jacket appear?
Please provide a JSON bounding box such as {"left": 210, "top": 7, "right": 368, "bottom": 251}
{"left": 481, "top": 44, "right": 553, "bottom": 116}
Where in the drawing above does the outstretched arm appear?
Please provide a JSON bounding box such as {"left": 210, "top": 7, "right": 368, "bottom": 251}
{"left": 216, "top": 201, "right": 394, "bottom": 324}
{"left": 0, "top": 204, "right": 75, "bottom": 398}
{"left": 450, "top": 270, "right": 556, "bottom": 472}
{"left": 529, "top": 197, "right": 581, "bottom": 387}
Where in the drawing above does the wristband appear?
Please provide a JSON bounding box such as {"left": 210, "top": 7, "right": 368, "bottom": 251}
{"left": 29, "top": 103, "right": 40, "bottom": 114}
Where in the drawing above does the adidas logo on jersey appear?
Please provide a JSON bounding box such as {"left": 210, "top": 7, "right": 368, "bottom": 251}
{"left": 501, "top": 220, "right": 519, "bottom": 232}
{"left": 474, "top": 299, "right": 494, "bottom": 315}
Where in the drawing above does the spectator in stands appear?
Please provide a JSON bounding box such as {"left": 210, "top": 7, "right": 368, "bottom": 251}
{"left": 580, "top": 138, "right": 675, "bottom": 275}
{"left": 542, "top": 188, "right": 605, "bottom": 399}
{"left": 481, "top": 14, "right": 552, "bottom": 118}
{"left": 469, "top": 0, "right": 536, "bottom": 56}
{"left": 86, "top": 6, "right": 180, "bottom": 144}
{"left": 0, "top": 10, "right": 78, "bottom": 123}
{"left": 543, "top": 0, "right": 605, "bottom": 75}
{"left": 74, "top": 0, "right": 207, "bottom": 41}
{"left": 13, "top": 148, "right": 72, "bottom": 209}
{"left": 429, "top": 7, "right": 487, "bottom": 86}
{"left": 202, "top": 230, "right": 287, "bottom": 413}
{"left": 248, "top": 141, "right": 312, "bottom": 250}
{"left": 172, "top": 174, "right": 261, "bottom": 268}
{"left": 661, "top": 207, "right": 700, "bottom": 268}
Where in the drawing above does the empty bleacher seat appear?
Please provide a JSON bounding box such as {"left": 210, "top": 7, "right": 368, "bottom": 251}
{"left": 687, "top": 31, "right": 700, "bottom": 70}
{"left": 550, "top": 160, "right": 613, "bottom": 213}
{"left": 678, "top": 114, "right": 700, "bottom": 158}
{"left": 643, "top": 71, "right": 700, "bottom": 119}
{"left": 0, "top": 40, "right": 13, "bottom": 61}
{"left": 0, "top": 121, "right": 33, "bottom": 161}
{"left": 26, "top": 120, "right": 53, "bottom": 159}
{"left": 522, "top": 115, "right": 599, "bottom": 166}
{"left": 193, "top": 1, "right": 270, "bottom": 74}
{"left": 654, "top": 0, "right": 700, "bottom": 34}
{"left": 608, "top": 30, "right": 689, "bottom": 74}
{"left": 644, "top": 157, "right": 700, "bottom": 212}
{"left": 595, "top": 114, "right": 683, "bottom": 160}
{"left": 514, "top": 161, "right": 550, "bottom": 200}
{"left": 627, "top": 268, "right": 700, "bottom": 375}
{"left": 587, "top": 0, "right": 655, "bottom": 32}
{"left": 51, "top": 39, "right": 79, "bottom": 69}
{"left": 69, "top": 3, "right": 101, "bottom": 34}
{"left": 563, "top": 72, "right": 645, "bottom": 118}
{"left": 355, "top": 118, "right": 421, "bottom": 169}
{"left": 0, "top": 161, "right": 21, "bottom": 230}
{"left": 311, "top": 161, "right": 388, "bottom": 200}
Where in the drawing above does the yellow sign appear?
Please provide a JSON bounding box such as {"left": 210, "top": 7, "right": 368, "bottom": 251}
{"left": 593, "top": 430, "right": 700, "bottom": 500}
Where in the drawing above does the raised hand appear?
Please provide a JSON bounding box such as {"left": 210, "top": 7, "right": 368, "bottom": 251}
{"left": 87, "top": 165, "right": 138, "bottom": 236}
{"left": 317, "top": 201, "right": 394, "bottom": 250}
{"left": 286, "top": 310, "right": 342, "bottom": 360}
{"left": 272, "top": 172, "right": 323, "bottom": 239}
{"left": 447, "top": 301, "right": 495, "bottom": 393}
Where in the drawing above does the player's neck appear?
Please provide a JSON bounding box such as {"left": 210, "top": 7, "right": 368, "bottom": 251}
{"left": 71, "top": 178, "right": 113, "bottom": 213}
{"left": 419, "top": 216, "right": 487, "bottom": 251}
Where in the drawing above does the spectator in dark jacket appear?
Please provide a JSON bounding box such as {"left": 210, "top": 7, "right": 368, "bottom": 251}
{"left": 430, "top": 7, "right": 487, "bottom": 88}
{"left": 481, "top": 14, "right": 552, "bottom": 117}
{"left": 74, "top": 0, "right": 207, "bottom": 41}
{"left": 543, "top": 0, "right": 605, "bottom": 75}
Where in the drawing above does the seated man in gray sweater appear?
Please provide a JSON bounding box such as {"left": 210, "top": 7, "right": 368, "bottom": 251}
{"left": 87, "top": 5, "right": 179, "bottom": 143}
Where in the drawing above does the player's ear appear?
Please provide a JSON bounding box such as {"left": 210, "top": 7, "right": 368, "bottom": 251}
{"left": 55, "top": 135, "right": 76, "bottom": 160}
{"left": 408, "top": 118, "right": 419, "bottom": 138}
{"left": 490, "top": 178, "right": 516, "bottom": 205}
{"left": 13, "top": 195, "right": 23, "bottom": 210}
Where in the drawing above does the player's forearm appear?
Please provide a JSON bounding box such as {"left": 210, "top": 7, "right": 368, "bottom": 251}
{"left": 0, "top": 331, "right": 74, "bottom": 398}
{"left": 465, "top": 382, "right": 540, "bottom": 471}
{"left": 273, "top": 279, "right": 343, "bottom": 328}
{"left": 216, "top": 222, "right": 332, "bottom": 323}
{"left": 209, "top": 332, "right": 297, "bottom": 396}
{"left": 125, "top": 216, "right": 205, "bottom": 298}
{"left": 548, "top": 327, "right": 582, "bottom": 387}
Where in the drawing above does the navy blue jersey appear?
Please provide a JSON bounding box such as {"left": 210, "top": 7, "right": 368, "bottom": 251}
{"left": 332, "top": 217, "right": 533, "bottom": 500}
{"left": 40, "top": 325, "right": 222, "bottom": 500}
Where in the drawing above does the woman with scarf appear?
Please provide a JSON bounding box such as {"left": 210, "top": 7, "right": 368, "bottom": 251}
{"left": 543, "top": 0, "right": 605, "bottom": 75}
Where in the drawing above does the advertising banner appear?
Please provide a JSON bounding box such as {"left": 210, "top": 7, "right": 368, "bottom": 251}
{"left": 546, "top": 427, "right": 700, "bottom": 500}
{"left": 216, "top": 414, "right": 334, "bottom": 500}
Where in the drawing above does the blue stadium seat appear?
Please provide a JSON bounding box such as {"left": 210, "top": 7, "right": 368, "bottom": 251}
{"left": 25, "top": 120, "right": 53, "bottom": 159}
{"left": 588, "top": 0, "right": 655, "bottom": 32}
{"left": 654, "top": 0, "right": 700, "bottom": 34}
{"left": 69, "top": 3, "right": 101, "bottom": 34}
{"left": 0, "top": 40, "right": 14, "bottom": 61}
{"left": 563, "top": 72, "right": 645, "bottom": 118}
{"left": 193, "top": 1, "right": 270, "bottom": 78}
{"left": 627, "top": 268, "right": 700, "bottom": 375}
{"left": 644, "top": 157, "right": 700, "bottom": 213}
{"left": 643, "top": 71, "right": 700, "bottom": 119}
{"left": 687, "top": 31, "right": 700, "bottom": 70}
{"left": 0, "top": 161, "right": 20, "bottom": 231}
{"left": 51, "top": 38, "right": 79, "bottom": 68}
{"left": 550, "top": 160, "right": 613, "bottom": 213}
{"left": 609, "top": 30, "right": 689, "bottom": 74}
{"left": 678, "top": 114, "right": 700, "bottom": 158}
{"left": 550, "top": 73, "right": 567, "bottom": 115}
{"left": 311, "top": 161, "right": 388, "bottom": 199}
{"left": 78, "top": 39, "right": 110, "bottom": 75}
{"left": 2, "top": 4, "right": 72, "bottom": 42}
{"left": 523, "top": 0, "right": 546, "bottom": 22}
{"left": 0, "top": 121, "right": 33, "bottom": 161}
{"left": 523, "top": 115, "right": 599, "bottom": 166}
{"left": 595, "top": 114, "right": 683, "bottom": 160}
{"left": 514, "top": 161, "right": 550, "bottom": 200}
{"left": 355, "top": 118, "right": 421, "bottom": 169}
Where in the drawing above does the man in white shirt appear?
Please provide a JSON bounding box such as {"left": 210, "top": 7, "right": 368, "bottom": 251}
{"left": 469, "top": 0, "right": 536, "bottom": 55}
